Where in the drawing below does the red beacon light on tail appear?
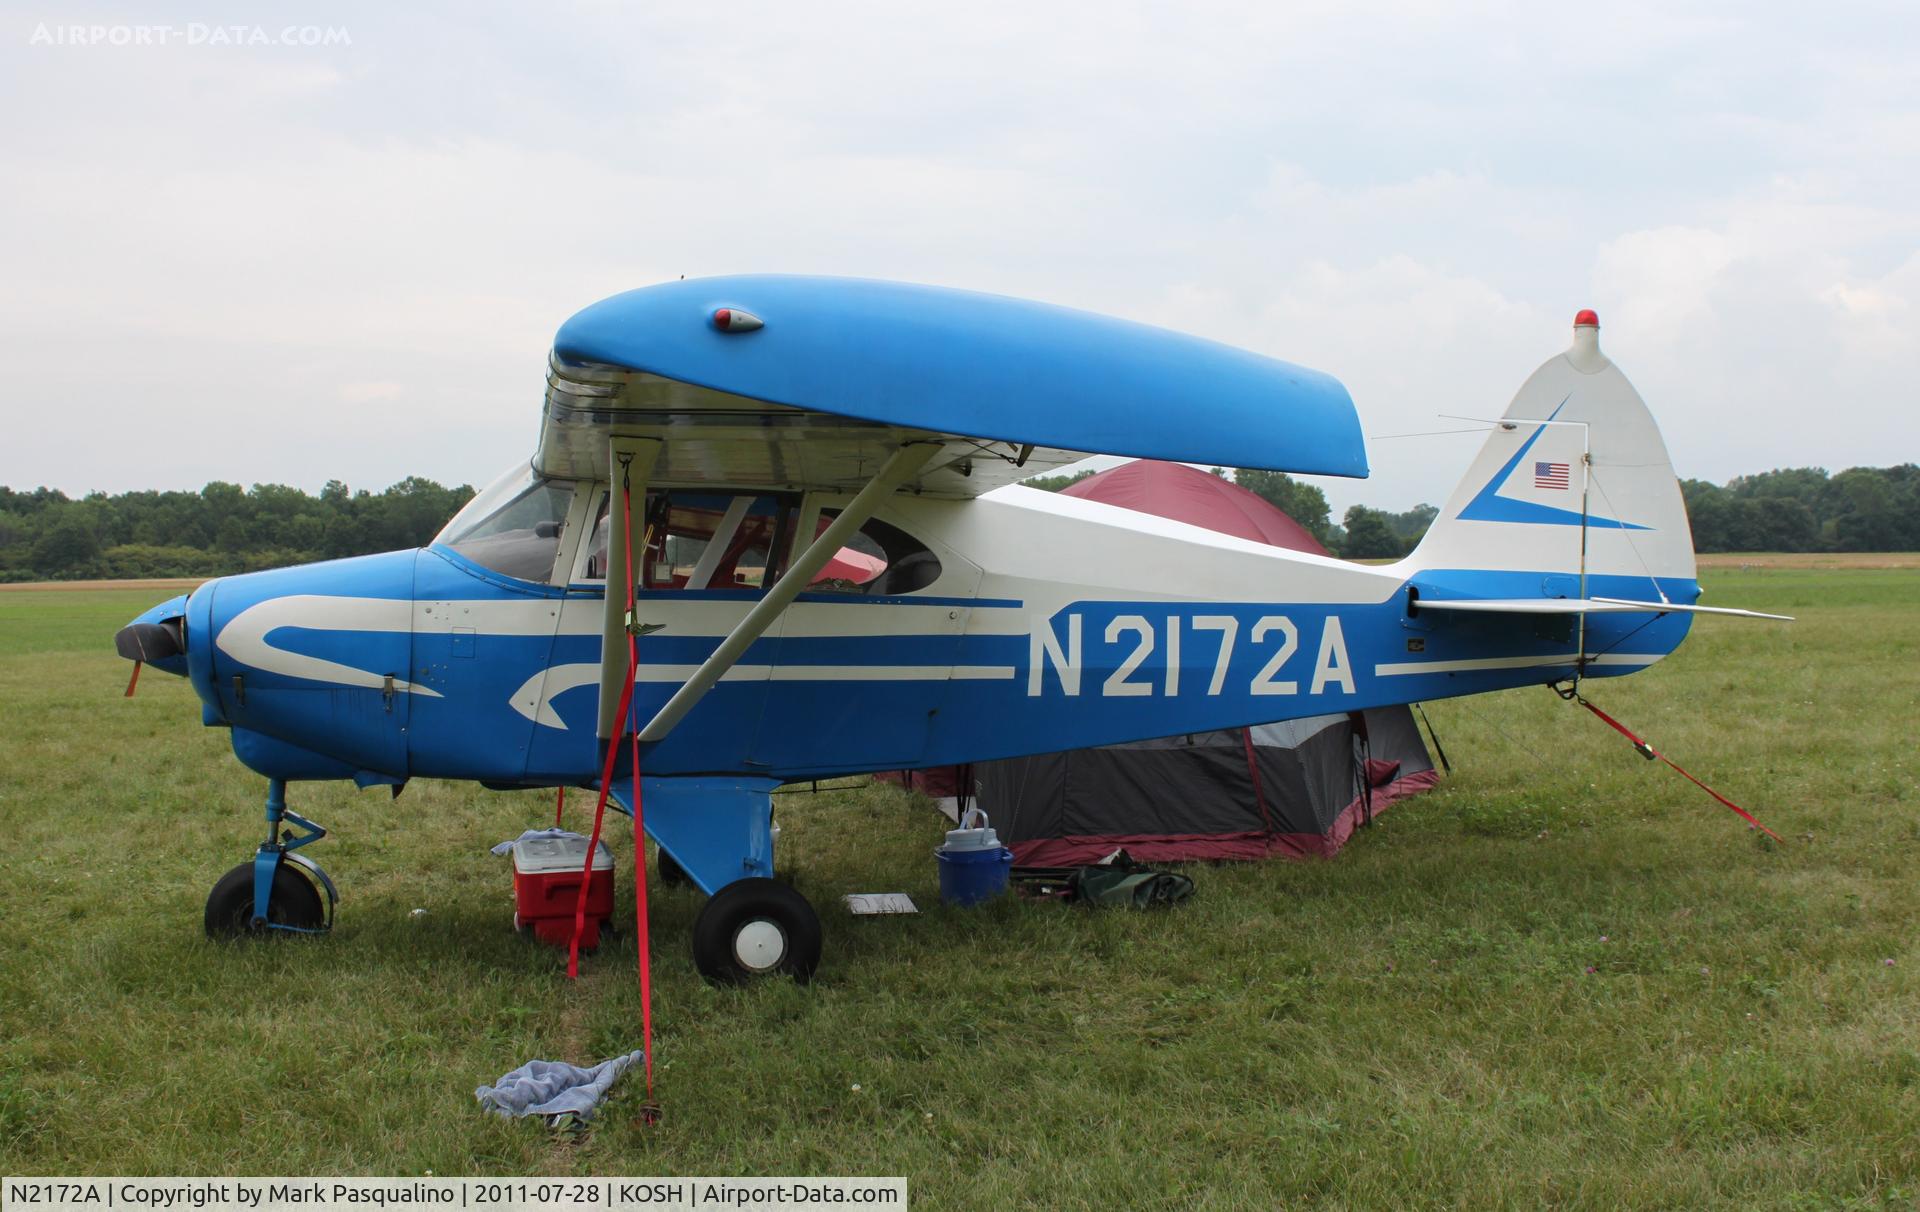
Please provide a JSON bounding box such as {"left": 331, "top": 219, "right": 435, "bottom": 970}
{"left": 1569, "top": 309, "right": 1604, "bottom": 370}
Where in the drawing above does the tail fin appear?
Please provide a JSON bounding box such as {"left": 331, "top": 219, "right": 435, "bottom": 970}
{"left": 1404, "top": 311, "right": 1695, "bottom": 596}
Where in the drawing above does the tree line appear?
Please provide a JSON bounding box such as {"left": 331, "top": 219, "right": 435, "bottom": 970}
{"left": 0, "top": 479, "right": 473, "bottom": 582}
{"left": 1679, "top": 466, "right": 1920, "bottom": 554}
{"left": 2, "top": 462, "right": 1914, "bottom": 581}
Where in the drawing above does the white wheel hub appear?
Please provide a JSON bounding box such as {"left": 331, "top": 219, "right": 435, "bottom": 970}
{"left": 733, "top": 917, "right": 787, "bottom": 972}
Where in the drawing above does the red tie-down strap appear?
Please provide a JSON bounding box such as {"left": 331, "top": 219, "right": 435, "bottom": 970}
{"left": 1569, "top": 691, "right": 1783, "bottom": 842}
{"left": 627, "top": 709, "right": 655, "bottom": 1117}
{"left": 566, "top": 464, "right": 657, "bottom": 1115}
{"left": 568, "top": 658, "right": 635, "bottom": 979}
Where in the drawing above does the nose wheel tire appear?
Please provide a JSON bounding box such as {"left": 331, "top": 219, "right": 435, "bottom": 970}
{"left": 690, "top": 878, "right": 821, "bottom": 985}
{"left": 204, "top": 861, "right": 325, "bottom": 938}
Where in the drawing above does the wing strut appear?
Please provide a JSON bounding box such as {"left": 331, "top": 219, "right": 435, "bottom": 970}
{"left": 634, "top": 441, "right": 942, "bottom": 744}
{"left": 598, "top": 438, "right": 662, "bottom": 738}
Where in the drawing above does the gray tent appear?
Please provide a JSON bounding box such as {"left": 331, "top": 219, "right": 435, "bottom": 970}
{"left": 948, "top": 708, "right": 1439, "bottom": 866}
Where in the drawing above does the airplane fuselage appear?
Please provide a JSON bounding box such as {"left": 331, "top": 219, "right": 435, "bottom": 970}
{"left": 160, "top": 484, "right": 1695, "bottom": 791}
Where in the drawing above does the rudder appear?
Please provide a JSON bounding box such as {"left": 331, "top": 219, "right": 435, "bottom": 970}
{"left": 1403, "top": 311, "right": 1696, "bottom": 596}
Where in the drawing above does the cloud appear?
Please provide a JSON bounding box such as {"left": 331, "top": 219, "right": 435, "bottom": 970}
{"left": 1591, "top": 187, "right": 1920, "bottom": 486}
{"left": 2, "top": 1, "right": 1916, "bottom": 508}
{"left": 337, "top": 381, "right": 404, "bottom": 403}
{"left": 1820, "top": 253, "right": 1920, "bottom": 358}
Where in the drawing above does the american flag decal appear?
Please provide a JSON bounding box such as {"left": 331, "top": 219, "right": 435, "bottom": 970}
{"left": 1534, "top": 461, "right": 1571, "bottom": 490}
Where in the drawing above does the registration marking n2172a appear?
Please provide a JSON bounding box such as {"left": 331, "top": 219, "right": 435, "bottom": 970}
{"left": 1028, "top": 612, "right": 1354, "bottom": 699}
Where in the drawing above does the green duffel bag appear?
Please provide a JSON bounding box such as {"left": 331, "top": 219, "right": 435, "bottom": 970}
{"left": 1068, "top": 865, "right": 1195, "bottom": 908}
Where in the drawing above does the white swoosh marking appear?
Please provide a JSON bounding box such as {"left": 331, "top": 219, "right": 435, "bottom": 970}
{"left": 1372, "top": 651, "right": 1665, "bottom": 676}
{"left": 216, "top": 595, "right": 443, "bottom": 698}
{"left": 510, "top": 662, "right": 599, "bottom": 729}
{"left": 507, "top": 661, "right": 1017, "bottom": 729}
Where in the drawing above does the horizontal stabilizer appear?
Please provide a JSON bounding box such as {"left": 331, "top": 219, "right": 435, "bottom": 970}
{"left": 1418, "top": 597, "right": 1793, "bottom": 621}
{"left": 1590, "top": 597, "right": 1794, "bottom": 621}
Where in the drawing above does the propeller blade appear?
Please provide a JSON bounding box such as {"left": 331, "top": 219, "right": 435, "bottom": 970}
{"left": 114, "top": 620, "right": 182, "bottom": 664}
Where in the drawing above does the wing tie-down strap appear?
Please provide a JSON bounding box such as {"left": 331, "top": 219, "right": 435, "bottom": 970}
{"left": 566, "top": 460, "right": 657, "bottom": 1120}
{"left": 1558, "top": 686, "right": 1783, "bottom": 843}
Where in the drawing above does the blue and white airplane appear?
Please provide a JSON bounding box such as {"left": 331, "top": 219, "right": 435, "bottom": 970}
{"left": 114, "top": 277, "right": 1785, "bottom": 982}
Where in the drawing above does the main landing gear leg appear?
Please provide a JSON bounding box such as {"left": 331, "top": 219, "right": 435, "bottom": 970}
{"left": 203, "top": 778, "right": 337, "bottom": 938}
{"left": 611, "top": 776, "right": 822, "bottom": 984}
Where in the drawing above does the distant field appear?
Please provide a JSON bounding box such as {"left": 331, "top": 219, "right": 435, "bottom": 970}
{"left": 1, "top": 570, "right": 1917, "bottom": 1208}
{"left": 0, "top": 576, "right": 204, "bottom": 593}
{"left": 1693, "top": 551, "right": 1920, "bottom": 570}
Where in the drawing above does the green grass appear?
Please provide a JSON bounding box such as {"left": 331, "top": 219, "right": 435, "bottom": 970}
{"left": 1, "top": 570, "right": 1917, "bottom": 1208}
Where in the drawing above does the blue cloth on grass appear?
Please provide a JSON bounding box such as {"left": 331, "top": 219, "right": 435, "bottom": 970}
{"left": 475, "top": 1052, "right": 646, "bottom": 1120}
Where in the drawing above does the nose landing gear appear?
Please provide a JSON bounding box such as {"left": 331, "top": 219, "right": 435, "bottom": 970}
{"left": 203, "top": 778, "right": 337, "bottom": 939}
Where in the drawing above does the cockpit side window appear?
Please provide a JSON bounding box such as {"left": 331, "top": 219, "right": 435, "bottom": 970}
{"left": 581, "top": 491, "right": 796, "bottom": 590}
{"left": 438, "top": 468, "right": 575, "bottom": 583}
{"left": 807, "top": 514, "right": 942, "bottom": 595}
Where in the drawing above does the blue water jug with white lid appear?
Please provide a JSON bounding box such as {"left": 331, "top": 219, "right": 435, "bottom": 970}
{"left": 935, "top": 807, "right": 1014, "bottom": 907}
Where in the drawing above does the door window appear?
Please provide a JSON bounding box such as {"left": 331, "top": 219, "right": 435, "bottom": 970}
{"left": 581, "top": 491, "right": 795, "bottom": 590}
{"left": 806, "top": 514, "right": 943, "bottom": 595}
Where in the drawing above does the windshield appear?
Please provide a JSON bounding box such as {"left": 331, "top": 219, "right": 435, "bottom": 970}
{"left": 436, "top": 463, "right": 575, "bottom": 582}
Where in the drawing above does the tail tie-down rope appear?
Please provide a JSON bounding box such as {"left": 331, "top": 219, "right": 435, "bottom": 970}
{"left": 1555, "top": 685, "right": 1784, "bottom": 843}
{"left": 566, "top": 458, "right": 658, "bottom": 1123}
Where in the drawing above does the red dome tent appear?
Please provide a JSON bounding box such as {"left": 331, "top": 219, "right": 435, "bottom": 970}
{"left": 1060, "top": 459, "right": 1327, "bottom": 552}
{"left": 881, "top": 461, "right": 1441, "bottom": 863}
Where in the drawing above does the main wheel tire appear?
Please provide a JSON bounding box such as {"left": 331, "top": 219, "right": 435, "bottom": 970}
{"left": 689, "top": 877, "right": 821, "bottom": 985}
{"left": 656, "top": 849, "right": 690, "bottom": 887}
{"left": 204, "top": 861, "right": 325, "bottom": 939}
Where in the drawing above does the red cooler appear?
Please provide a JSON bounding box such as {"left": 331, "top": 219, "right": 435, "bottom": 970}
{"left": 512, "top": 834, "right": 615, "bottom": 948}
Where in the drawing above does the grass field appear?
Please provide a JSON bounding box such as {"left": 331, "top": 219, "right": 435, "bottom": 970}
{"left": 2, "top": 568, "right": 1917, "bottom": 1208}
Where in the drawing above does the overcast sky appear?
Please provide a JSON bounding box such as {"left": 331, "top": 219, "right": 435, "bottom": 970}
{"left": 4, "top": 2, "right": 1916, "bottom": 514}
